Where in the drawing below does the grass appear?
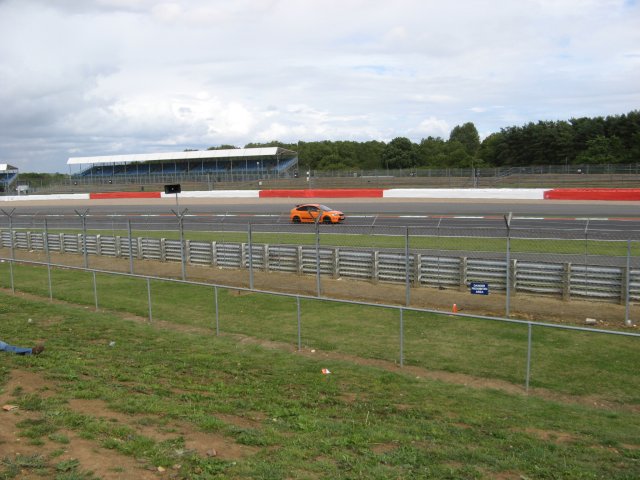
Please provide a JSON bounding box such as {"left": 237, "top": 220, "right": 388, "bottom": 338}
{"left": 2, "top": 261, "right": 639, "bottom": 404}
{"left": 0, "top": 284, "right": 640, "bottom": 479}
{"left": 1, "top": 284, "right": 639, "bottom": 479}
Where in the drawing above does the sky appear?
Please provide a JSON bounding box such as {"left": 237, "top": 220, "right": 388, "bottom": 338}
{"left": 1, "top": 0, "right": 639, "bottom": 173}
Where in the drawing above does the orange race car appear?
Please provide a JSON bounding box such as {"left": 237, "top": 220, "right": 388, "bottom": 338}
{"left": 289, "top": 204, "right": 345, "bottom": 224}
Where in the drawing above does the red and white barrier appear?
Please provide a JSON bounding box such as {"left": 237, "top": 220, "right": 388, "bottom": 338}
{"left": 1, "top": 188, "right": 639, "bottom": 202}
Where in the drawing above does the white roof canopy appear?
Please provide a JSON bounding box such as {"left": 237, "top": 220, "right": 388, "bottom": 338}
{"left": 0, "top": 164, "right": 18, "bottom": 172}
{"left": 67, "top": 147, "right": 296, "bottom": 166}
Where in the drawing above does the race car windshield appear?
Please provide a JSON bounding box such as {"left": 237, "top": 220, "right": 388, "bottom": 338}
{"left": 318, "top": 205, "right": 333, "bottom": 211}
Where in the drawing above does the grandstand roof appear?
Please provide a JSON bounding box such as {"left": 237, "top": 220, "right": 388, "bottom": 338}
{"left": 67, "top": 147, "right": 296, "bottom": 166}
{"left": 0, "top": 164, "right": 18, "bottom": 172}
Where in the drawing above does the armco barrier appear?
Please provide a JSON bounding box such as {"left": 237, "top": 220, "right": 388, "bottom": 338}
{"left": 2, "top": 229, "right": 639, "bottom": 304}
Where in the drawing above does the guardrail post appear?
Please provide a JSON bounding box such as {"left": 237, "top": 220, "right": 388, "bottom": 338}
{"left": 372, "top": 251, "right": 379, "bottom": 284}
{"left": 297, "top": 246, "right": 304, "bottom": 275}
{"left": 510, "top": 259, "right": 517, "bottom": 296}
{"left": 413, "top": 253, "right": 422, "bottom": 287}
{"left": 241, "top": 243, "right": 248, "bottom": 271}
{"left": 211, "top": 241, "right": 217, "bottom": 267}
{"left": 332, "top": 247, "right": 339, "bottom": 279}
{"left": 563, "top": 262, "right": 571, "bottom": 301}
{"left": 160, "top": 238, "right": 166, "bottom": 262}
{"left": 263, "top": 244, "right": 269, "bottom": 272}
{"left": 459, "top": 257, "right": 468, "bottom": 291}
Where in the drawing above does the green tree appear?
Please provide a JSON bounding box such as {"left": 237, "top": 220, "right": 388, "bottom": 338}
{"left": 381, "top": 137, "right": 417, "bottom": 169}
{"left": 576, "top": 135, "right": 623, "bottom": 164}
{"left": 416, "top": 136, "right": 447, "bottom": 167}
{"left": 449, "top": 122, "right": 480, "bottom": 156}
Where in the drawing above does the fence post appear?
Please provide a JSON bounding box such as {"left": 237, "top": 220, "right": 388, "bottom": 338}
{"left": 127, "top": 220, "right": 134, "bottom": 274}
{"left": 625, "top": 240, "right": 632, "bottom": 327}
{"left": 459, "top": 257, "right": 468, "bottom": 291}
{"left": 93, "top": 271, "right": 98, "bottom": 311}
{"left": 44, "top": 219, "right": 52, "bottom": 301}
{"left": 1, "top": 208, "right": 16, "bottom": 261}
{"left": 504, "top": 212, "right": 512, "bottom": 317}
{"left": 171, "top": 208, "right": 188, "bottom": 281}
{"left": 297, "top": 296, "right": 302, "bottom": 351}
{"left": 75, "top": 209, "right": 89, "bottom": 268}
{"left": 315, "top": 220, "right": 321, "bottom": 297}
{"left": 147, "top": 277, "right": 153, "bottom": 323}
{"left": 248, "top": 223, "right": 254, "bottom": 290}
{"left": 405, "top": 227, "right": 410, "bottom": 306}
{"left": 214, "top": 286, "right": 219, "bottom": 336}
{"left": 399, "top": 308, "right": 404, "bottom": 367}
{"left": 525, "top": 323, "right": 532, "bottom": 393}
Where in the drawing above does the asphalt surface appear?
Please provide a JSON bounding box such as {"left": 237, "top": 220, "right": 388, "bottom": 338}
{"left": 1, "top": 198, "right": 640, "bottom": 239}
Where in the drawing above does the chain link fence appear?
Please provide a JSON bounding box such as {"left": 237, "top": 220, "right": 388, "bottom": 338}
{"left": 0, "top": 211, "right": 638, "bottom": 326}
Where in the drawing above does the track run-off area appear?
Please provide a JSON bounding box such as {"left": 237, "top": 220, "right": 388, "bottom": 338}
{"left": 1, "top": 187, "right": 640, "bottom": 236}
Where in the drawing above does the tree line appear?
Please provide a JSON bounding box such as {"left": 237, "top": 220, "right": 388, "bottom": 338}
{"left": 241, "top": 110, "right": 640, "bottom": 171}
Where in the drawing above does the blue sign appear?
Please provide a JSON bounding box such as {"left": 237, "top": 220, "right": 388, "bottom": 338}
{"left": 470, "top": 282, "right": 489, "bottom": 295}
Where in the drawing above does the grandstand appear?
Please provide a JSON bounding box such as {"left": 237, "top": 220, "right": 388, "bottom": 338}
{"left": 0, "top": 164, "right": 19, "bottom": 193}
{"left": 66, "top": 147, "right": 298, "bottom": 185}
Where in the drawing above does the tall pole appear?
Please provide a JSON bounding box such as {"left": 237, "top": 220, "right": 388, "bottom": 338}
{"left": 315, "top": 215, "right": 321, "bottom": 297}
{"left": 172, "top": 208, "right": 188, "bottom": 281}
{"left": 504, "top": 212, "right": 512, "bottom": 317}
{"left": 75, "top": 209, "right": 89, "bottom": 268}
{"left": 1, "top": 208, "right": 16, "bottom": 260}
{"left": 405, "top": 226, "right": 410, "bottom": 306}
{"left": 625, "top": 240, "right": 632, "bottom": 327}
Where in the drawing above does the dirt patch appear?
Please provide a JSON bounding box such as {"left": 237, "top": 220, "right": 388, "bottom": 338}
{"left": 0, "top": 369, "right": 259, "bottom": 479}
{"left": 0, "top": 371, "right": 160, "bottom": 479}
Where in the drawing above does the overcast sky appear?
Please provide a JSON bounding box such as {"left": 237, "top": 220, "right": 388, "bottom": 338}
{"left": 1, "top": 0, "right": 639, "bottom": 173}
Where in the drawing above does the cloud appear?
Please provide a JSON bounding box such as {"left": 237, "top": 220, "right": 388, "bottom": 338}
{"left": 0, "top": 0, "right": 638, "bottom": 172}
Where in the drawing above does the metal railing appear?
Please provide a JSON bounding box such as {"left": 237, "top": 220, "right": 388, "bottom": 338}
{"left": 1, "top": 226, "right": 638, "bottom": 326}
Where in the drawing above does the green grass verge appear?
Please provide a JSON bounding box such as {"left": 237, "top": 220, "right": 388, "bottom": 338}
{"left": 2, "top": 261, "right": 639, "bottom": 404}
{"left": 1, "top": 283, "right": 639, "bottom": 478}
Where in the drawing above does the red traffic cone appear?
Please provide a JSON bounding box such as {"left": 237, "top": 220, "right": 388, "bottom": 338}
{"left": 452, "top": 303, "right": 458, "bottom": 313}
